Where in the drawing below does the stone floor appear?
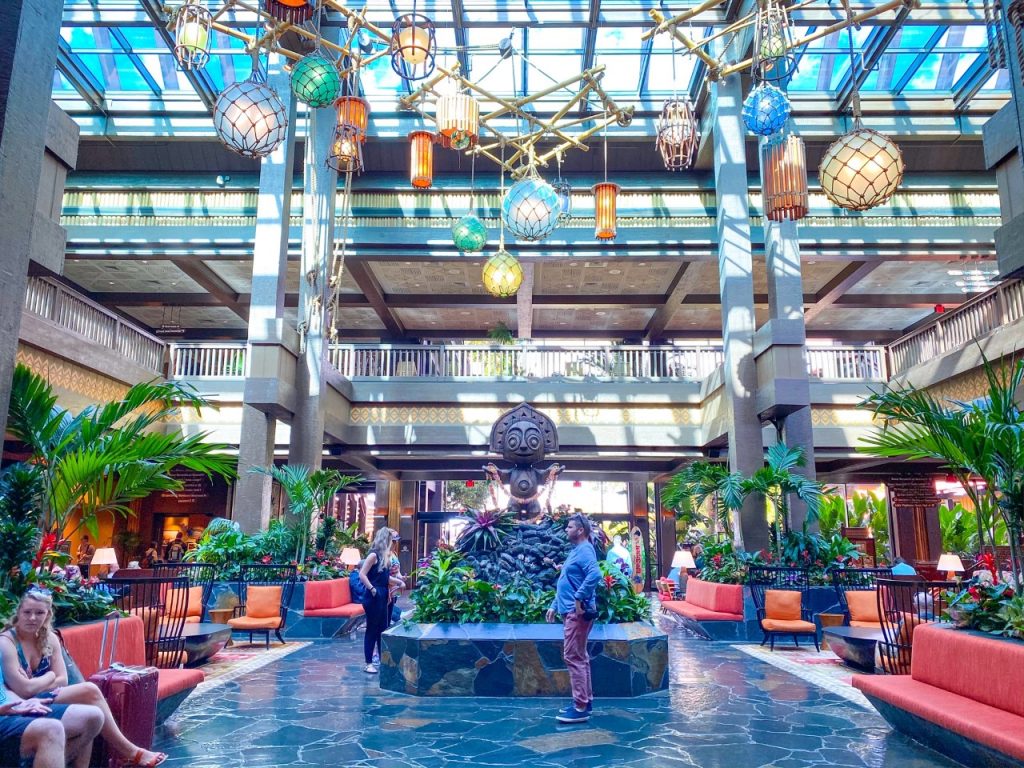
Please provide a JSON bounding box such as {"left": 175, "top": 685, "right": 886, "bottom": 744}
{"left": 154, "top": 621, "right": 959, "bottom": 768}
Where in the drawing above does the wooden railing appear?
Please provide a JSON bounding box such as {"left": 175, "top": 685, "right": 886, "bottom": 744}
{"left": 23, "top": 277, "right": 165, "bottom": 372}
{"left": 168, "top": 343, "right": 247, "bottom": 378}
{"left": 806, "top": 346, "right": 887, "bottom": 382}
{"left": 888, "top": 279, "right": 1024, "bottom": 375}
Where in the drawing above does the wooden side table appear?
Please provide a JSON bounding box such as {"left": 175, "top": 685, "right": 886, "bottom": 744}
{"left": 817, "top": 612, "right": 846, "bottom": 651}
{"left": 207, "top": 607, "right": 235, "bottom": 647}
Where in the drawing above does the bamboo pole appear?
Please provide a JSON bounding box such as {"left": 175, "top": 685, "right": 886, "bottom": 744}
{"left": 648, "top": 10, "right": 721, "bottom": 71}
{"left": 642, "top": 0, "right": 726, "bottom": 41}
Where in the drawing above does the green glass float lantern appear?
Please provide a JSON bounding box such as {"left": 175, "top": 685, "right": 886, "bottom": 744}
{"left": 452, "top": 214, "right": 487, "bottom": 253}
{"left": 291, "top": 53, "right": 341, "bottom": 108}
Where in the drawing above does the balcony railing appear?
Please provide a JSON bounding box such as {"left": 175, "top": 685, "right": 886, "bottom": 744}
{"left": 806, "top": 346, "right": 887, "bottom": 382}
{"left": 168, "top": 343, "right": 247, "bottom": 378}
{"left": 24, "top": 277, "right": 165, "bottom": 373}
{"left": 888, "top": 279, "right": 1024, "bottom": 376}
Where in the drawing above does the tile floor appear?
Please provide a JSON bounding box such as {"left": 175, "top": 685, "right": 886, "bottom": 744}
{"left": 154, "top": 620, "right": 960, "bottom": 768}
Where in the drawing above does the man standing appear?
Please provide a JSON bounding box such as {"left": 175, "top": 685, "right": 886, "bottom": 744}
{"left": 546, "top": 513, "right": 600, "bottom": 724}
{"left": 76, "top": 535, "right": 95, "bottom": 578}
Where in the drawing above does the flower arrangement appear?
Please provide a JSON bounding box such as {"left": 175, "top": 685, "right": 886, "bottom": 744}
{"left": 945, "top": 561, "right": 1024, "bottom": 639}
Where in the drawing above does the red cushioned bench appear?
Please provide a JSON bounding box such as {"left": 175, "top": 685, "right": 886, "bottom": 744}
{"left": 61, "top": 615, "right": 204, "bottom": 724}
{"left": 662, "top": 578, "right": 744, "bottom": 622}
{"left": 854, "top": 622, "right": 1024, "bottom": 767}
{"left": 303, "top": 578, "right": 365, "bottom": 619}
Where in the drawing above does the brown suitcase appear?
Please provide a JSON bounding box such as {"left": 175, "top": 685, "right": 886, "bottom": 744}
{"left": 88, "top": 617, "right": 159, "bottom": 767}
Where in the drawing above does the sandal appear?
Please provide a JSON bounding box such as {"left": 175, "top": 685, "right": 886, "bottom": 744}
{"left": 124, "top": 749, "right": 168, "bottom": 767}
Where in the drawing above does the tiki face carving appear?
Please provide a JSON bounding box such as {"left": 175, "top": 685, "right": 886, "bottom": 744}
{"left": 503, "top": 420, "right": 545, "bottom": 464}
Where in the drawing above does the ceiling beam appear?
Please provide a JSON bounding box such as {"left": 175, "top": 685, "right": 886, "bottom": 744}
{"left": 836, "top": 15, "right": 914, "bottom": 112}
{"left": 347, "top": 261, "right": 405, "bottom": 337}
{"left": 138, "top": 0, "right": 218, "bottom": 111}
{"left": 56, "top": 38, "right": 105, "bottom": 112}
{"left": 954, "top": 54, "right": 997, "bottom": 113}
{"left": 803, "top": 261, "right": 883, "bottom": 323}
{"left": 892, "top": 25, "right": 948, "bottom": 96}
{"left": 578, "top": 0, "right": 601, "bottom": 114}
{"left": 833, "top": 294, "right": 964, "bottom": 309}
{"left": 644, "top": 262, "right": 690, "bottom": 340}
{"left": 450, "top": 0, "right": 471, "bottom": 78}
{"left": 167, "top": 258, "right": 249, "bottom": 321}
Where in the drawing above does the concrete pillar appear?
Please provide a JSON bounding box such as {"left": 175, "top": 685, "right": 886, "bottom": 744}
{"left": 0, "top": 0, "right": 64, "bottom": 439}
{"left": 763, "top": 217, "right": 817, "bottom": 531}
{"left": 289, "top": 81, "right": 338, "bottom": 467}
{"left": 712, "top": 72, "right": 768, "bottom": 552}
{"left": 233, "top": 56, "right": 297, "bottom": 532}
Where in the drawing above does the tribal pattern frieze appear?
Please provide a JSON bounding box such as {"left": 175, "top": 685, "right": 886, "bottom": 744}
{"left": 348, "top": 405, "right": 698, "bottom": 427}
{"left": 810, "top": 408, "right": 877, "bottom": 427}
{"left": 16, "top": 344, "right": 128, "bottom": 412}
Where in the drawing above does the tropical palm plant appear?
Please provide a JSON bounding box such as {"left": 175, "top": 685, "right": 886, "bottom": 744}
{"left": 5, "top": 364, "right": 236, "bottom": 542}
{"left": 939, "top": 503, "right": 974, "bottom": 555}
{"left": 661, "top": 461, "right": 741, "bottom": 539}
{"left": 252, "top": 465, "right": 361, "bottom": 564}
{"left": 815, "top": 494, "right": 848, "bottom": 539}
{"left": 860, "top": 356, "right": 1024, "bottom": 578}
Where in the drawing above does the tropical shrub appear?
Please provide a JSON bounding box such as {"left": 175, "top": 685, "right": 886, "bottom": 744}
{"left": 455, "top": 507, "right": 517, "bottom": 552}
{"left": 946, "top": 579, "right": 1022, "bottom": 638}
{"left": 816, "top": 495, "right": 847, "bottom": 539}
{"left": 661, "top": 461, "right": 739, "bottom": 540}
{"left": 695, "top": 536, "right": 760, "bottom": 584}
{"left": 939, "top": 503, "right": 974, "bottom": 555}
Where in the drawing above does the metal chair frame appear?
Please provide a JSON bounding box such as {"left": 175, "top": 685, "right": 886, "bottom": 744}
{"left": 234, "top": 564, "right": 297, "bottom": 648}
{"left": 875, "top": 577, "right": 956, "bottom": 675}
{"left": 154, "top": 562, "right": 219, "bottom": 622}
{"left": 831, "top": 566, "right": 893, "bottom": 623}
{"left": 107, "top": 575, "right": 190, "bottom": 668}
{"left": 747, "top": 566, "right": 819, "bottom": 651}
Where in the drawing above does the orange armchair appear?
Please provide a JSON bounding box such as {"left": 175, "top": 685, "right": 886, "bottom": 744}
{"left": 748, "top": 566, "right": 819, "bottom": 651}
{"left": 228, "top": 564, "right": 297, "bottom": 648}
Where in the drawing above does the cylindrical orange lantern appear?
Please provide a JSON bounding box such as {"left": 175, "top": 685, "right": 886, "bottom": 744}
{"left": 592, "top": 182, "right": 619, "bottom": 240}
{"left": 336, "top": 96, "right": 370, "bottom": 141}
{"left": 264, "top": 0, "right": 312, "bottom": 24}
{"left": 762, "top": 134, "right": 808, "bottom": 222}
{"left": 409, "top": 130, "right": 434, "bottom": 188}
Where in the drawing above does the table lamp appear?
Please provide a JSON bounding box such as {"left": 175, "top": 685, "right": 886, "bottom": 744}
{"left": 340, "top": 548, "right": 362, "bottom": 568}
{"left": 91, "top": 547, "right": 119, "bottom": 579}
{"left": 670, "top": 550, "right": 697, "bottom": 590}
{"left": 937, "top": 552, "right": 965, "bottom": 581}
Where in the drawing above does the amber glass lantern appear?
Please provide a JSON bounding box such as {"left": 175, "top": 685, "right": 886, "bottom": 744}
{"left": 328, "top": 125, "right": 363, "bottom": 174}
{"left": 263, "top": 0, "right": 312, "bottom": 25}
{"left": 483, "top": 250, "right": 523, "bottom": 298}
{"left": 592, "top": 182, "right": 620, "bottom": 240}
{"left": 335, "top": 96, "right": 370, "bottom": 141}
{"left": 409, "top": 130, "right": 434, "bottom": 188}
{"left": 436, "top": 91, "right": 479, "bottom": 149}
{"left": 761, "top": 134, "right": 808, "bottom": 222}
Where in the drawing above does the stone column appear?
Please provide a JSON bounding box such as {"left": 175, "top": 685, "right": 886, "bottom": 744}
{"left": 233, "top": 56, "right": 297, "bottom": 533}
{"left": 763, "top": 217, "right": 817, "bottom": 531}
{"left": 712, "top": 72, "right": 768, "bottom": 552}
{"left": 288, "top": 86, "right": 338, "bottom": 467}
{"left": 0, "top": 0, "right": 63, "bottom": 438}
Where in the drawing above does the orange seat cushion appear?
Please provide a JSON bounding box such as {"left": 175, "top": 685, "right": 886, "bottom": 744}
{"left": 761, "top": 618, "right": 817, "bottom": 632}
{"left": 897, "top": 612, "right": 921, "bottom": 645}
{"left": 156, "top": 668, "right": 204, "bottom": 700}
{"left": 765, "top": 590, "right": 801, "bottom": 621}
{"left": 849, "top": 620, "right": 882, "bottom": 629}
{"left": 304, "top": 578, "right": 353, "bottom": 612}
{"left": 228, "top": 615, "right": 283, "bottom": 630}
{"left": 684, "top": 579, "right": 744, "bottom": 615}
{"left": 663, "top": 600, "right": 742, "bottom": 622}
{"left": 184, "top": 616, "right": 200, "bottom": 624}
{"left": 304, "top": 604, "right": 364, "bottom": 618}
{"left": 854, "top": 675, "right": 1024, "bottom": 762}
{"left": 845, "top": 590, "right": 879, "bottom": 624}
{"left": 245, "top": 586, "right": 283, "bottom": 619}
{"left": 166, "top": 586, "right": 204, "bottom": 619}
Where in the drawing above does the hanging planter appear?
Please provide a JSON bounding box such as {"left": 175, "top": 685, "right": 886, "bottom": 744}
{"left": 214, "top": 71, "right": 289, "bottom": 159}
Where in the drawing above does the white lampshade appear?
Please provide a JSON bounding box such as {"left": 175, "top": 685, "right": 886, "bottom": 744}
{"left": 91, "top": 548, "right": 119, "bottom": 567}
{"left": 936, "top": 553, "right": 964, "bottom": 573}
{"left": 340, "top": 548, "right": 362, "bottom": 567}
{"left": 671, "top": 550, "right": 696, "bottom": 569}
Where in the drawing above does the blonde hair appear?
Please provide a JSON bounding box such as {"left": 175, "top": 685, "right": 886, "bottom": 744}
{"left": 3, "top": 590, "right": 55, "bottom": 659}
{"left": 369, "top": 527, "right": 394, "bottom": 572}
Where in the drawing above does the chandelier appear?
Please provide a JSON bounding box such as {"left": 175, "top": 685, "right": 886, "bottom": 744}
{"left": 213, "top": 69, "right": 289, "bottom": 159}
{"left": 655, "top": 99, "right": 699, "bottom": 171}
{"left": 173, "top": 0, "right": 212, "bottom": 71}
{"left": 761, "top": 134, "right": 808, "bottom": 222}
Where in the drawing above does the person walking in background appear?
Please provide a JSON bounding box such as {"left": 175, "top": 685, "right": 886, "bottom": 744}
{"left": 75, "top": 537, "right": 95, "bottom": 579}
{"left": 165, "top": 534, "right": 185, "bottom": 563}
{"left": 546, "top": 513, "right": 600, "bottom": 724}
{"left": 142, "top": 541, "right": 160, "bottom": 568}
{"left": 358, "top": 527, "right": 402, "bottom": 674}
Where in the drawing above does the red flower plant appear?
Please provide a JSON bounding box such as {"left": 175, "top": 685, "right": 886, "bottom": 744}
{"left": 261, "top": 555, "right": 272, "bottom": 564}
{"left": 32, "top": 533, "right": 58, "bottom": 569}
{"left": 604, "top": 574, "right": 615, "bottom": 589}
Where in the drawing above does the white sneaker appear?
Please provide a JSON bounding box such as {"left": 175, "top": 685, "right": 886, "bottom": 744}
{"left": 364, "top": 663, "right": 379, "bottom": 674}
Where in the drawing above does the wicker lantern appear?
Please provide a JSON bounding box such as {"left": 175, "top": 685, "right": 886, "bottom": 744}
{"left": 436, "top": 91, "right": 479, "bottom": 149}
{"left": 752, "top": 0, "right": 797, "bottom": 84}
{"left": 335, "top": 96, "right": 369, "bottom": 139}
{"left": 483, "top": 250, "right": 523, "bottom": 297}
{"left": 327, "top": 124, "right": 363, "bottom": 174}
{"left": 761, "top": 134, "right": 808, "bottom": 222}
{"left": 390, "top": 12, "right": 436, "bottom": 81}
{"left": 214, "top": 73, "right": 289, "bottom": 159}
{"left": 819, "top": 126, "right": 904, "bottom": 211}
{"left": 291, "top": 53, "right": 340, "bottom": 108}
{"left": 592, "top": 182, "right": 619, "bottom": 241}
{"left": 452, "top": 214, "right": 488, "bottom": 253}
{"left": 409, "top": 130, "right": 434, "bottom": 188}
{"left": 174, "top": 0, "right": 212, "bottom": 70}
{"left": 501, "top": 175, "right": 562, "bottom": 242}
{"left": 742, "top": 83, "right": 790, "bottom": 137}
{"left": 263, "top": 0, "right": 312, "bottom": 24}
{"left": 655, "top": 98, "right": 699, "bottom": 171}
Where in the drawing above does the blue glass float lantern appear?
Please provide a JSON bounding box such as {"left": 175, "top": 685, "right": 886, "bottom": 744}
{"left": 742, "top": 83, "right": 790, "bottom": 137}
{"left": 291, "top": 53, "right": 341, "bottom": 108}
{"left": 501, "top": 175, "right": 562, "bottom": 242}
{"left": 552, "top": 180, "right": 572, "bottom": 223}
{"left": 452, "top": 213, "right": 487, "bottom": 253}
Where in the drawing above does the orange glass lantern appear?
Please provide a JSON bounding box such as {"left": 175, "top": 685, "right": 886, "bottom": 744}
{"left": 263, "top": 0, "right": 312, "bottom": 24}
{"left": 762, "top": 134, "right": 808, "bottom": 222}
{"left": 409, "top": 130, "right": 434, "bottom": 188}
{"left": 592, "top": 182, "right": 619, "bottom": 240}
{"left": 335, "top": 96, "right": 370, "bottom": 141}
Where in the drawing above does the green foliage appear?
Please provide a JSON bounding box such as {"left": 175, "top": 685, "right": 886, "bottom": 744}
{"left": 852, "top": 491, "right": 891, "bottom": 562}
{"left": 455, "top": 507, "right": 516, "bottom": 552}
{"left": 444, "top": 480, "right": 490, "bottom": 511}
{"left": 5, "top": 364, "right": 236, "bottom": 543}
{"left": 695, "top": 536, "right": 763, "bottom": 584}
{"left": 1000, "top": 593, "right": 1024, "bottom": 638}
{"left": 595, "top": 562, "right": 650, "bottom": 623}
{"left": 946, "top": 580, "right": 1021, "bottom": 637}
{"left": 662, "top": 461, "right": 737, "bottom": 539}
{"left": 940, "top": 503, "right": 974, "bottom": 555}
{"left": 487, "top": 321, "right": 516, "bottom": 345}
{"left": 185, "top": 518, "right": 258, "bottom": 578}
{"left": 0, "top": 465, "right": 43, "bottom": 591}
{"left": 816, "top": 495, "right": 847, "bottom": 539}
{"left": 331, "top": 521, "right": 371, "bottom": 558}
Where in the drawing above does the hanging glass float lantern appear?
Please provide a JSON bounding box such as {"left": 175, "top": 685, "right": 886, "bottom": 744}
{"left": 390, "top": 10, "right": 436, "bottom": 81}
{"left": 291, "top": 52, "right": 341, "bottom": 108}
{"left": 174, "top": 0, "right": 212, "bottom": 70}
{"left": 409, "top": 130, "right": 434, "bottom": 188}
{"left": 214, "top": 71, "right": 289, "bottom": 159}
{"left": 655, "top": 98, "right": 699, "bottom": 171}
{"left": 592, "top": 182, "right": 620, "bottom": 241}
{"left": 761, "top": 134, "right": 808, "bottom": 222}
{"left": 742, "top": 83, "right": 790, "bottom": 137}
{"left": 819, "top": 125, "right": 904, "bottom": 211}
{"left": 552, "top": 180, "right": 572, "bottom": 223}
{"left": 263, "top": 0, "right": 313, "bottom": 25}
{"left": 483, "top": 250, "right": 523, "bottom": 297}
{"left": 752, "top": 0, "right": 797, "bottom": 84}
{"left": 452, "top": 214, "right": 488, "bottom": 253}
{"left": 327, "top": 124, "right": 363, "bottom": 174}
{"left": 501, "top": 174, "right": 562, "bottom": 242}
{"left": 436, "top": 90, "right": 479, "bottom": 149}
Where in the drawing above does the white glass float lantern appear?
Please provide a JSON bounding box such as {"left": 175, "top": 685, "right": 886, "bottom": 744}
{"left": 819, "top": 125, "right": 904, "bottom": 211}
{"left": 214, "top": 71, "right": 289, "bottom": 159}
{"left": 501, "top": 174, "right": 562, "bottom": 242}
{"left": 390, "top": 9, "right": 436, "bottom": 81}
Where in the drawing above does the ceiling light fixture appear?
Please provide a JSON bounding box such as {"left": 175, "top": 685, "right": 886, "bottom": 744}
{"left": 390, "top": 2, "right": 436, "bottom": 82}
{"left": 173, "top": 0, "right": 212, "bottom": 71}
{"left": 214, "top": 58, "right": 288, "bottom": 159}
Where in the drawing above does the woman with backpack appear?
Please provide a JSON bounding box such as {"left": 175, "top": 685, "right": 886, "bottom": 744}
{"left": 358, "top": 527, "right": 403, "bottom": 674}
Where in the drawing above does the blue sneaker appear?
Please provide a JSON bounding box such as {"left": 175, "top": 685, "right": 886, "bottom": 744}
{"left": 556, "top": 705, "right": 590, "bottom": 724}
{"left": 585, "top": 700, "right": 593, "bottom": 714}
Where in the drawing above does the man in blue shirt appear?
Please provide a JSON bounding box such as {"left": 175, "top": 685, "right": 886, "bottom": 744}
{"left": 546, "top": 513, "right": 601, "bottom": 723}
